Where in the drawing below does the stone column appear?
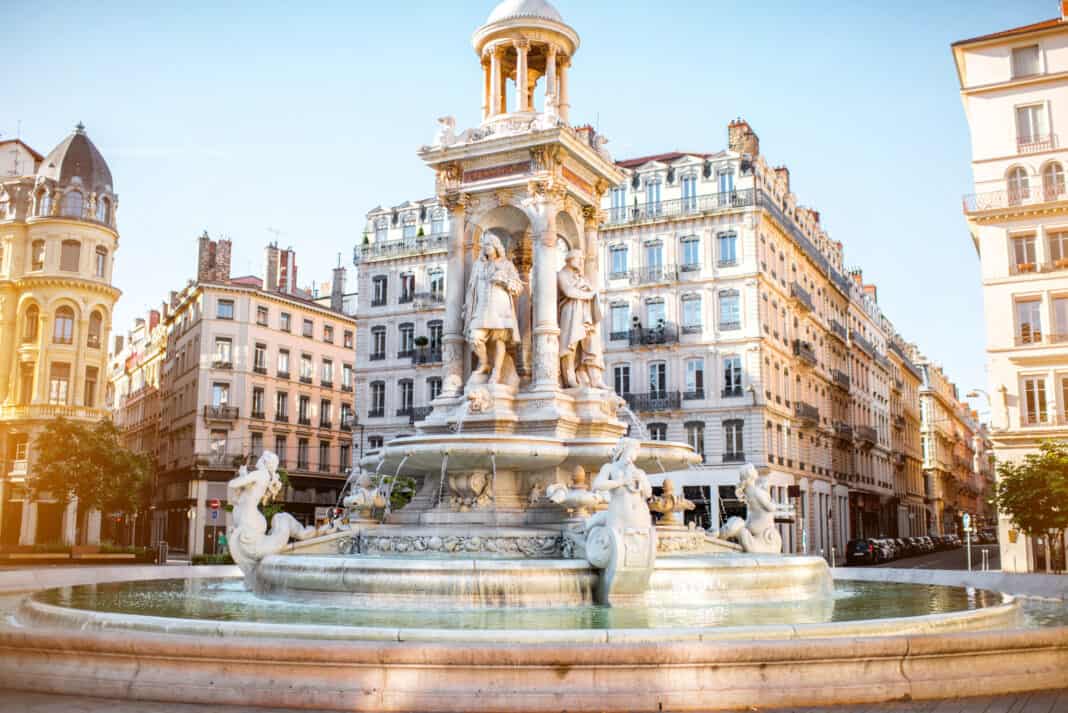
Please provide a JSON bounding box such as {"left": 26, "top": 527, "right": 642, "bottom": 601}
{"left": 497, "top": 47, "right": 508, "bottom": 115}
{"left": 62, "top": 498, "right": 77, "bottom": 545}
{"left": 481, "top": 54, "right": 491, "bottom": 121}
{"left": 0, "top": 297, "right": 16, "bottom": 403}
{"left": 582, "top": 206, "right": 604, "bottom": 354}
{"left": 559, "top": 58, "right": 570, "bottom": 123}
{"left": 441, "top": 194, "right": 468, "bottom": 397}
{"left": 546, "top": 47, "right": 557, "bottom": 99}
{"left": 489, "top": 46, "right": 502, "bottom": 118}
{"left": 530, "top": 192, "right": 561, "bottom": 391}
{"left": 514, "top": 40, "right": 530, "bottom": 112}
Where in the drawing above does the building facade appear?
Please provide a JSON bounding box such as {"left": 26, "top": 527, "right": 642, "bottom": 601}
{"left": 0, "top": 125, "right": 120, "bottom": 546}
{"left": 149, "top": 236, "right": 356, "bottom": 555}
{"left": 953, "top": 5, "right": 1068, "bottom": 571}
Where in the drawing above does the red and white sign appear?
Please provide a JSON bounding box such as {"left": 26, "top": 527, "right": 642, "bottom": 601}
{"left": 208, "top": 499, "right": 221, "bottom": 511}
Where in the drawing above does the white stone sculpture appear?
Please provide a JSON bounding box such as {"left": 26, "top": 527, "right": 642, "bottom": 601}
{"left": 648, "top": 478, "right": 695, "bottom": 527}
{"left": 463, "top": 233, "right": 523, "bottom": 387}
{"left": 434, "top": 116, "right": 458, "bottom": 147}
{"left": 546, "top": 482, "right": 605, "bottom": 518}
{"left": 227, "top": 451, "right": 320, "bottom": 585}
{"left": 342, "top": 470, "right": 386, "bottom": 522}
{"left": 718, "top": 464, "right": 786, "bottom": 554}
{"left": 582, "top": 437, "right": 657, "bottom": 604}
{"left": 557, "top": 248, "right": 607, "bottom": 389}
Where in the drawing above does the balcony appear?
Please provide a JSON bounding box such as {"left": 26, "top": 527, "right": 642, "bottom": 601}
{"left": 963, "top": 181, "right": 1067, "bottom": 213}
{"left": 894, "top": 414, "right": 906, "bottom": 429}
{"left": 680, "top": 323, "right": 702, "bottom": 335}
{"left": 628, "top": 265, "right": 678, "bottom": 285}
{"left": 409, "top": 406, "right": 433, "bottom": 425}
{"left": 609, "top": 331, "right": 629, "bottom": 341}
{"left": 353, "top": 233, "right": 449, "bottom": 263}
{"left": 628, "top": 322, "right": 679, "bottom": 347}
{"left": 297, "top": 417, "right": 312, "bottom": 427}
{"left": 602, "top": 189, "right": 757, "bottom": 227}
{"left": 319, "top": 420, "right": 332, "bottom": 430}
{"left": 1011, "top": 258, "right": 1068, "bottom": 276}
{"left": 367, "top": 409, "right": 384, "bottom": 419}
{"left": 397, "top": 350, "right": 414, "bottom": 360}
{"left": 790, "top": 282, "right": 814, "bottom": 312}
{"left": 253, "top": 365, "right": 267, "bottom": 375}
{"left": 832, "top": 369, "right": 850, "bottom": 391}
{"left": 833, "top": 421, "right": 853, "bottom": 442}
{"left": 721, "top": 386, "right": 744, "bottom": 399}
{"left": 412, "top": 292, "right": 445, "bottom": 308}
{"left": 1017, "top": 133, "right": 1058, "bottom": 154}
{"left": 340, "top": 417, "right": 354, "bottom": 432}
{"left": 341, "top": 383, "right": 353, "bottom": 393}
{"left": 624, "top": 391, "right": 681, "bottom": 413}
{"left": 277, "top": 370, "right": 290, "bottom": 379}
{"left": 850, "top": 330, "right": 875, "bottom": 358}
{"left": 793, "top": 401, "right": 819, "bottom": 427}
{"left": 321, "top": 380, "right": 333, "bottom": 389}
{"left": 299, "top": 376, "right": 313, "bottom": 385}
{"left": 856, "top": 425, "right": 878, "bottom": 447}
{"left": 722, "top": 452, "right": 746, "bottom": 464}
{"left": 370, "top": 298, "right": 387, "bottom": 308}
{"left": 793, "top": 339, "right": 817, "bottom": 367}
{"left": 412, "top": 347, "right": 443, "bottom": 365}
{"left": 396, "top": 406, "right": 413, "bottom": 418}
{"left": 275, "top": 413, "right": 289, "bottom": 423}
{"left": 203, "top": 405, "right": 238, "bottom": 422}
{"left": 398, "top": 293, "right": 414, "bottom": 305}
{"left": 683, "top": 389, "right": 705, "bottom": 401}
{"left": 370, "top": 353, "right": 386, "bottom": 362}
{"left": 250, "top": 410, "right": 265, "bottom": 420}
{"left": 893, "top": 378, "right": 904, "bottom": 393}
{"left": 829, "top": 319, "right": 848, "bottom": 343}
{"left": 211, "top": 358, "right": 232, "bottom": 370}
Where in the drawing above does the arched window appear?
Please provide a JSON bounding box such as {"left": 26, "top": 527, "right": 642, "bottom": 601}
{"left": 60, "top": 240, "right": 81, "bottom": 271}
{"left": 53, "top": 307, "right": 75, "bottom": 345}
{"left": 95, "top": 246, "right": 108, "bottom": 278}
{"left": 61, "top": 191, "right": 83, "bottom": 218}
{"left": 22, "top": 306, "right": 38, "bottom": 343}
{"left": 38, "top": 191, "right": 52, "bottom": 217}
{"left": 96, "top": 196, "right": 111, "bottom": 223}
{"left": 88, "top": 311, "right": 102, "bottom": 349}
{"left": 30, "top": 240, "right": 45, "bottom": 271}
{"left": 1007, "top": 167, "right": 1030, "bottom": 204}
{"left": 1042, "top": 162, "right": 1065, "bottom": 200}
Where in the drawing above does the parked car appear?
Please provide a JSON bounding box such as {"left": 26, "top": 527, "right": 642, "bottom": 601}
{"left": 846, "top": 539, "right": 879, "bottom": 565}
{"left": 979, "top": 529, "right": 998, "bottom": 545}
{"left": 905, "top": 537, "right": 924, "bottom": 557}
{"left": 918, "top": 536, "right": 935, "bottom": 553}
{"left": 873, "top": 538, "right": 896, "bottom": 562}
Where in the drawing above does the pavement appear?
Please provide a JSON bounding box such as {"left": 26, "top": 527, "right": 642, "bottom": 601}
{"left": 1, "top": 689, "right": 1067, "bottom": 713}
{"left": 869, "top": 544, "right": 1001, "bottom": 571}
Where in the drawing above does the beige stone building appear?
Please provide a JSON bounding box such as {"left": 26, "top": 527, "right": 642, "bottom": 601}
{"left": 0, "top": 125, "right": 120, "bottom": 546}
{"left": 953, "top": 5, "right": 1068, "bottom": 570}
{"left": 151, "top": 236, "right": 355, "bottom": 555}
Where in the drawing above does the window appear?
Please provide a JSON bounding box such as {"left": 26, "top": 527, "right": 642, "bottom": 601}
{"left": 399, "top": 273, "right": 415, "bottom": 303}
{"left": 686, "top": 422, "right": 705, "bottom": 461}
{"left": 369, "top": 381, "right": 385, "bottom": 417}
{"left": 254, "top": 343, "right": 267, "bottom": 372}
{"left": 323, "top": 324, "right": 334, "bottom": 343}
{"left": 398, "top": 379, "right": 414, "bottom": 413}
{"left": 429, "top": 321, "right": 443, "bottom": 350}
{"left": 297, "top": 439, "right": 309, "bottom": 470}
{"left": 645, "top": 178, "right": 662, "bottom": 215}
{"left": 1012, "top": 234, "right": 1037, "bottom": 270}
{"left": 279, "top": 312, "right": 291, "bottom": 332}
{"left": 30, "top": 240, "right": 44, "bottom": 271}
{"left": 18, "top": 364, "right": 33, "bottom": 405}
{"left": 429, "top": 271, "right": 445, "bottom": 299}
{"left": 61, "top": 191, "right": 83, "bottom": 218}
{"left": 48, "top": 362, "right": 70, "bottom": 404}
{"left": 724, "top": 419, "right": 744, "bottom": 460}
{"left": 210, "top": 430, "right": 228, "bottom": 461}
{"left": 87, "top": 311, "right": 102, "bottom": 348}
{"left": 609, "top": 245, "right": 628, "bottom": 277}
{"left": 431, "top": 211, "right": 445, "bottom": 236}
{"left": 428, "top": 377, "right": 442, "bottom": 402}
{"left": 685, "top": 359, "right": 704, "bottom": 399}
{"left": 610, "top": 186, "right": 627, "bottom": 221}
{"left": 300, "top": 354, "right": 313, "bottom": 382}
{"left": 1048, "top": 230, "right": 1068, "bottom": 267}
{"left": 1054, "top": 297, "right": 1068, "bottom": 340}
{"left": 649, "top": 423, "right": 667, "bottom": 441}
{"left": 723, "top": 355, "right": 743, "bottom": 397}
{"left": 613, "top": 364, "right": 631, "bottom": 396}
{"left": 322, "top": 359, "right": 333, "bottom": 385}
{"left": 342, "top": 363, "right": 353, "bottom": 389}
{"left": 298, "top": 395, "right": 311, "bottom": 424}
{"left": 681, "top": 175, "right": 697, "bottom": 211}
{"left": 22, "top": 306, "right": 38, "bottom": 343}
{"left": 275, "top": 391, "right": 289, "bottom": 420}
{"left": 302, "top": 319, "right": 314, "bottom": 338}
{"left": 1016, "top": 104, "right": 1048, "bottom": 145}
{"left": 319, "top": 441, "right": 330, "bottom": 472}
{"left": 1011, "top": 45, "right": 1040, "bottom": 78}
{"left": 94, "top": 247, "right": 107, "bottom": 278}
{"left": 399, "top": 324, "right": 414, "bottom": 356}
{"left": 372, "top": 276, "right": 388, "bottom": 306}
{"left": 719, "top": 290, "right": 741, "bottom": 330}
{"left": 252, "top": 388, "right": 265, "bottom": 418}
{"left": 53, "top": 306, "right": 74, "bottom": 344}
{"left": 60, "top": 240, "right": 80, "bottom": 271}
{"left": 343, "top": 330, "right": 354, "bottom": 349}
{"left": 718, "top": 169, "right": 735, "bottom": 196}
{"left": 681, "top": 296, "right": 702, "bottom": 332}
{"left": 320, "top": 399, "right": 332, "bottom": 427}
{"left": 646, "top": 298, "right": 666, "bottom": 327}
{"left": 340, "top": 443, "right": 351, "bottom": 471}
{"left": 216, "top": 299, "right": 234, "bottom": 320}
{"left": 717, "top": 232, "right": 738, "bottom": 266}
{"left": 610, "top": 304, "right": 630, "bottom": 339}
{"left": 84, "top": 366, "right": 98, "bottom": 408}
{"left": 251, "top": 432, "right": 263, "bottom": 458}
{"left": 644, "top": 240, "right": 663, "bottom": 277}
{"left": 1022, "top": 376, "right": 1048, "bottom": 425}
{"left": 649, "top": 362, "right": 667, "bottom": 396}
{"left": 371, "top": 326, "right": 386, "bottom": 360}
{"left": 402, "top": 218, "right": 417, "bottom": 240}
{"left": 211, "top": 382, "right": 229, "bottom": 407}
{"left": 374, "top": 219, "right": 388, "bottom": 242}
{"left": 96, "top": 196, "right": 111, "bottom": 223}
{"left": 1016, "top": 299, "right": 1043, "bottom": 344}
{"left": 680, "top": 236, "right": 700, "bottom": 270}
{"left": 213, "top": 337, "right": 232, "bottom": 367}
{"left": 341, "top": 403, "right": 354, "bottom": 429}
{"left": 1043, "top": 162, "right": 1066, "bottom": 201}
{"left": 256, "top": 306, "right": 268, "bottom": 326}
{"left": 274, "top": 435, "right": 287, "bottom": 464}
{"left": 368, "top": 436, "right": 384, "bottom": 450}
{"left": 38, "top": 191, "right": 51, "bottom": 217}
{"left": 277, "top": 349, "right": 290, "bottom": 376}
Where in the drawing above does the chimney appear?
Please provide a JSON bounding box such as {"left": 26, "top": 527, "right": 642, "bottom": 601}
{"left": 1063, "top": 0, "right": 1067, "bottom": 20}
{"left": 330, "top": 266, "right": 346, "bottom": 312}
{"left": 195, "top": 231, "right": 231, "bottom": 283}
{"left": 727, "top": 118, "right": 760, "bottom": 156}
{"left": 850, "top": 269, "right": 863, "bottom": 286}
{"left": 810, "top": 209, "right": 821, "bottom": 224}
{"left": 169, "top": 290, "right": 179, "bottom": 310}
{"left": 278, "top": 247, "right": 297, "bottom": 294}
{"left": 149, "top": 310, "right": 160, "bottom": 331}
{"left": 863, "top": 284, "right": 878, "bottom": 303}
{"left": 263, "top": 243, "right": 280, "bottom": 292}
{"left": 773, "top": 166, "right": 790, "bottom": 192}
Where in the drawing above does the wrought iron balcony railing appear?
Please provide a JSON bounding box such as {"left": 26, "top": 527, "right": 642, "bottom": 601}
{"left": 396, "top": 406, "right": 413, "bottom": 418}
{"left": 829, "top": 319, "right": 848, "bottom": 343}
{"left": 793, "top": 401, "right": 819, "bottom": 427}
{"left": 624, "top": 391, "right": 681, "bottom": 412}
{"left": 627, "top": 265, "right": 678, "bottom": 285}
{"left": 628, "top": 322, "right": 679, "bottom": 347}
{"left": 790, "top": 282, "right": 814, "bottom": 312}
{"left": 722, "top": 386, "right": 744, "bottom": 398}
{"left": 832, "top": 369, "right": 850, "bottom": 391}
{"left": 412, "top": 347, "right": 443, "bottom": 365}
{"left": 850, "top": 330, "right": 876, "bottom": 358}
{"left": 856, "top": 425, "right": 878, "bottom": 446}
{"left": 833, "top": 421, "right": 853, "bottom": 441}
{"left": 212, "top": 358, "right": 232, "bottom": 370}
{"left": 1017, "top": 133, "right": 1058, "bottom": 154}
{"left": 722, "top": 452, "right": 746, "bottom": 464}
{"left": 409, "top": 406, "right": 433, "bottom": 425}
{"left": 793, "top": 339, "right": 817, "bottom": 367}
{"left": 353, "top": 233, "right": 449, "bottom": 262}
{"left": 203, "top": 405, "right": 238, "bottom": 421}
{"left": 602, "top": 189, "right": 757, "bottom": 226}
{"left": 367, "top": 409, "right": 384, "bottom": 419}
{"left": 369, "top": 353, "right": 386, "bottom": 362}
{"left": 963, "top": 181, "right": 1067, "bottom": 213}
{"left": 682, "top": 389, "right": 704, "bottom": 400}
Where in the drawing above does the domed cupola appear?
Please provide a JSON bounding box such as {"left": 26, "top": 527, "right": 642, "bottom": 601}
{"left": 33, "top": 123, "right": 117, "bottom": 227}
{"left": 486, "top": 0, "right": 564, "bottom": 24}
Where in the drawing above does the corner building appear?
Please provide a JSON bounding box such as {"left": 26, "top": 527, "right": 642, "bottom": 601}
{"left": 0, "top": 125, "right": 120, "bottom": 546}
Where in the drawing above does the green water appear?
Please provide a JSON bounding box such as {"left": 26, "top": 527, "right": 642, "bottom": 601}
{"left": 31, "top": 578, "right": 1026, "bottom": 631}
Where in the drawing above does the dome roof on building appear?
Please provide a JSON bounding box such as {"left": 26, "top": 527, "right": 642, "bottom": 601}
{"left": 36, "top": 123, "right": 113, "bottom": 192}
{"left": 485, "top": 0, "right": 563, "bottom": 25}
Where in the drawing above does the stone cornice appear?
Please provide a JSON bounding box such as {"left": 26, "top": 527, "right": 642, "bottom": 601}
{"left": 8, "top": 275, "right": 121, "bottom": 301}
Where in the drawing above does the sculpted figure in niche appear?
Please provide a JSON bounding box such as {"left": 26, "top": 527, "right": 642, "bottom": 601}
{"left": 718, "top": 464, "right": 786, "bottom": 554}
{"left": 464, "top": 233, "right": 523, "bottom": 386}
{"left": 557, "top": 248, "right": 607, "bottom": 389}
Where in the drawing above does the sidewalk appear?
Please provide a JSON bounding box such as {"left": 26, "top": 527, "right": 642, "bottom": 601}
{"left": 835, "top": 566, "right": 1068, "bottom": 600}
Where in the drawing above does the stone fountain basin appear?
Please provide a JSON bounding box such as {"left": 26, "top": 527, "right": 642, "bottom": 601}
{"left": 361, "top": 433, "right": 698, "bottom": 475}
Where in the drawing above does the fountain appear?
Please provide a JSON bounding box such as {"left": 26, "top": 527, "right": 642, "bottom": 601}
{"left": 0, "top": 2, "right": 1065, "bottom": 710}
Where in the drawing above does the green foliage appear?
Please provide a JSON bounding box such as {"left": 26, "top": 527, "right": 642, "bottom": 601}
{"left": 377, "top": 474, "right": 417, "bottom": 512}
{"left": 260, "top": 467, "right": 292, "bottom": 522}
{"left": 31, "top": 418, "right": 155, "bottom": 516}
{"left": 991, "top": 440, "right": 1068, "bottom": 536}
{"left": 192, "top": 552, "right": 235, "bottom": 565}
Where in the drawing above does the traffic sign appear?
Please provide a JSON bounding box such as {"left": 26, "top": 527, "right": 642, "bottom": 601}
{"left": 209, "top": 499, "right": 221, "bottom": 510}
{"left": 210, "top": 509, "right": 219, "bottom": 522}
{"left": 962, "top": 513, "right": 971, "bottom": 529}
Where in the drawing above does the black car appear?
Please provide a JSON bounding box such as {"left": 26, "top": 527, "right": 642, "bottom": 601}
{"left": 846, "top": 538, "right": 878, "bottom": 565}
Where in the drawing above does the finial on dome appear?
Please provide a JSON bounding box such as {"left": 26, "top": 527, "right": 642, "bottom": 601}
{"left": 74, "top": 122, "right": 86, "bottom": 134}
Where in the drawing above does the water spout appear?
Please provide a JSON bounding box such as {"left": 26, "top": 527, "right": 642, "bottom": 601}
{"left": 436, "top": 450, "right": 450, "bottom": 508}
{"left": 489, "top": 452, "right": 498, "bottom": 506}
{"left": 380, "top": 454, "right": 411, "bottom": 518}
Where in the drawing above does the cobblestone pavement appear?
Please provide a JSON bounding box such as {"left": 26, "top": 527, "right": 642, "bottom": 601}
{"left": 1, "top": 690, "right": 1066, "bottom": 713}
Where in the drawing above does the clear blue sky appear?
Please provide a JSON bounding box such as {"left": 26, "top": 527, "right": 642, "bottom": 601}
{"left": 3, "top": 0, "right": 1055, "bottom": 410}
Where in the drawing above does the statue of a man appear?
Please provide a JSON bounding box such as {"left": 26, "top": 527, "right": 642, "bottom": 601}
{"left": 464, "top": 233, "right": 523, "bottom": 385}
{"left": 557, "top": 248, "right": 606, "bottom": 389}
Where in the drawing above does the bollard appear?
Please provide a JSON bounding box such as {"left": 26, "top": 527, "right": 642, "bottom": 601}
{"left": 831, "top": 546, "right": 836, "bottom": 567}
{"left": 156, "top": 541, "right": 169, "bottom": 565}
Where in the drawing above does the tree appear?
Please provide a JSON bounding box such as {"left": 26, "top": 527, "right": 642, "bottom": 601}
{"left": 31, "top": 418, "right": 155, "bottom": 517}
{"left": 990, "top": 440, "right": 1068, "bottom": 539}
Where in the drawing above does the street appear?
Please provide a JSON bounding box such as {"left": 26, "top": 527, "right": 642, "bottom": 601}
{"left": 859, "top": 543, "right": 1002, "bottom": 571}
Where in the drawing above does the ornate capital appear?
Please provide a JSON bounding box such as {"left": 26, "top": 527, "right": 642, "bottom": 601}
{"left": 440, "top": 192, "right": 469, "bottom": 215}
{"left": 582, "top": 205, "right": 603, "bottom": 229}
{"left": 513, "top": 39, "right": 531, "bottom": 51}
